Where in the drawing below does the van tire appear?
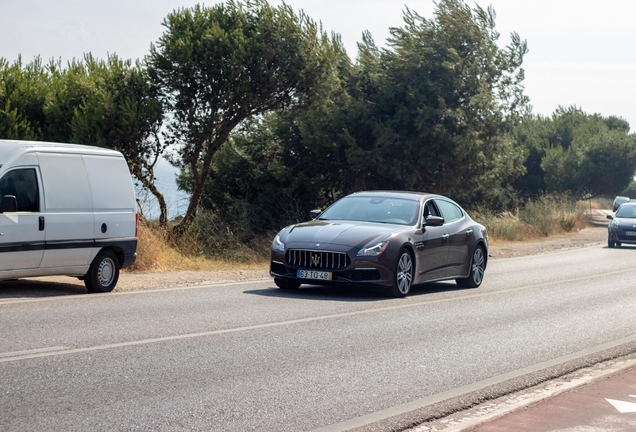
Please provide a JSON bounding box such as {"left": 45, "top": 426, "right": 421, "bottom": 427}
{"left": 85, "top": 249, "right": 120, "bottom": 293}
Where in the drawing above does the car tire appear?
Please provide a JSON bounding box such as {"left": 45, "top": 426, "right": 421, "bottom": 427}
{"left": 617, "top": 241, "right": 622, "bottom": 247}
{"left": 84, "top": 249, "right": 120, "bottom": 293}
{"left": 387, "top": 249, "right": 414, "bottom": 298}
{"left": 456, "top": 245, "right": 486, "bottom": 288}
{"left": 274, "top": 278, "right": 301, "bottom": 290}
{"left": 608, "top": 237, "right": 615, "bottom": 248}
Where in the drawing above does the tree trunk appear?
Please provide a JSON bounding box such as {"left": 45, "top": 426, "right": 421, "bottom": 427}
{"left": 171, "top": 123, "right": 239, "bottom": 237}
{"left": 134, "top": 166, "right": 169, "bottom": 229}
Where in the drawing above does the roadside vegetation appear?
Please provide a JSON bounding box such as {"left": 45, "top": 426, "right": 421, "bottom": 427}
{"left": 130, "top": 194, "right": 608, "bottom": 272}
{"left": 2, "top": 0, "right": 634, "bottom": 271}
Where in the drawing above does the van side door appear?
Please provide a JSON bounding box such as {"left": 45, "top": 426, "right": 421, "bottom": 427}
{"left": 0, "top": 168, "right": 45, "bottom": 270}
{"left": 37, "top": 153, "right": 94, "bottom": 268}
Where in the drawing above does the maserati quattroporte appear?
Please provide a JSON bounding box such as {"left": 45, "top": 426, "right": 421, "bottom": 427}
{"left": 270, "top": 191, "right": 488, "bottom": 297}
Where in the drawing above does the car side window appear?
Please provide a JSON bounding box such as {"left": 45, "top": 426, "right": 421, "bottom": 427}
{"left": 435, "top": 200, "right": 463, "bottom": 224}
{"left": 0, "top": 168, "right": 40, "bottom": 212}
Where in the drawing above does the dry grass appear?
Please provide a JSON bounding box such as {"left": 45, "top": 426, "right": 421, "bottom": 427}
{"left": 127, "top": 220, "right": 268, "bottom": 273}
{"left": 472, "top": 194, "right": 594, "bottom": 244}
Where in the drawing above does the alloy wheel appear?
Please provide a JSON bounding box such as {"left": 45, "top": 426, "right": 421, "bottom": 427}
{"left": 396, "top": 252, "right": 413, "bottom": 295}
{"left": 471, "top": 247, "right": 485, "bottom": 285}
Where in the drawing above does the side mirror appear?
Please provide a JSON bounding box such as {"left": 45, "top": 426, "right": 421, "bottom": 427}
{"left": 0, "top": 195, "right": 17, "bottom": 213}
{"left": 607, "top": 214, "right": 614, "bottom": 220}
{"left": 310, "top": 209, "right": 322, "bottom": 219}
{"left": 424, "top": 215, "right": 444, "bottom": 227}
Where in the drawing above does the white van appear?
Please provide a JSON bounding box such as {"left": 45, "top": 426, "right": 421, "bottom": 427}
{"left": 0, "top": 140, "right": 138, "bottom": 292}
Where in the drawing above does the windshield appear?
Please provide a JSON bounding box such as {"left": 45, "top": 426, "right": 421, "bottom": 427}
{"left": 319, "top": 196, "right": 419, "bottom": 225}
{"left": 616, "top": 205, "right": 636, "bottom": 218}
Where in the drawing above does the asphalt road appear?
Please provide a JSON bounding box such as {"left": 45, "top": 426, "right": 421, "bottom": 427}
{"left": 2, "top": 242, "right": 636, "bottom": 431}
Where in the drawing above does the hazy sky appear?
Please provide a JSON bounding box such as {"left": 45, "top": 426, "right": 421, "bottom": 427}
{"left": 1, "top": 0, "right": 635, "bottom": 129}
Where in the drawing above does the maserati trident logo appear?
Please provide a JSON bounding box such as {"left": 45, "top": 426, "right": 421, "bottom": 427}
{"left": 311, "top": 253, "right": 321, "bottom": 267}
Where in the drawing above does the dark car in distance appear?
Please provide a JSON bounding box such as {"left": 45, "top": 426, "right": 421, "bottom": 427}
{"left": 613, "top": 196, "right": 630, "bottom": 212}
{"left": 607, "top": 201, "right": 636, "bottom": 247}
{"left": 270, "top": 191, "right": 488, "bottom": 297}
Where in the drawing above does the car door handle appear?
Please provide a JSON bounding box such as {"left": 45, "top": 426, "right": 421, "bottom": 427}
{"left": 465, "top": 229, "right": 473, "bottom": 236}
{"left": 39, "top": 216, "right": 45, "bottom": 231}
{"left": 442, "top": 234, "right": 449, "bottom": 240}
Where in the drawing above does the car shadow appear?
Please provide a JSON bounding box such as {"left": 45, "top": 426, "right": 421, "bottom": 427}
{"left": 0, "top": 279, "right": 88, "bottom": 299}
{"left": 244, "top": 281, "right": 467, "bottom": 302}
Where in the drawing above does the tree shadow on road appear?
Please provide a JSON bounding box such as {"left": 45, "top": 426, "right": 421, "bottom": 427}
{"left": 244, "top": 281, "right": 467, "bottom": 302}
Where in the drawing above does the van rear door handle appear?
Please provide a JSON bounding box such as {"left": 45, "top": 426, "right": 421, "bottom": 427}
{"left": 39, "top": 216, "right": 45, "bottom": 231}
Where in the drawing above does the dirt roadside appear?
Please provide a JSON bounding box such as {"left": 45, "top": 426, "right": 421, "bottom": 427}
{"left": 0, "top": 221, "right": 609, "bottom": 297}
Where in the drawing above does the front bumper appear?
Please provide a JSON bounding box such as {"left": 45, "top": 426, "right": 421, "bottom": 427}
{"left": 608, "top": 227, "right": 636, "bottom": 244}
{"left": 270, "top": 248, "right": 395, "bottom": 287}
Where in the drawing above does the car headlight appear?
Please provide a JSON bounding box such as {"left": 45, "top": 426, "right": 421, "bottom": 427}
{"left": 611, "top": 220, "right": 620, "bottom": 229}
{"left": 272, "top": 234, "right": 285, "bottom": 252}
{"left": 357, "top": 241, "right": 389, "bottom": 257}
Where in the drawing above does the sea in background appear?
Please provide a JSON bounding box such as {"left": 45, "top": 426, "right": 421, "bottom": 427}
{"left": 136, "top": 157, "right": 190, "bottom": 221}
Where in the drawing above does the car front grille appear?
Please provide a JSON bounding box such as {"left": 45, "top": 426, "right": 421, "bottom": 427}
{"left": 286, "top": 249, "right": 350, "bottom": 270}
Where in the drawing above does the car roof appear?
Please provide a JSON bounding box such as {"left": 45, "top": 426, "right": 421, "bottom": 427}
{"left": 348, "top": 190, "right": 440, "bottom": 201}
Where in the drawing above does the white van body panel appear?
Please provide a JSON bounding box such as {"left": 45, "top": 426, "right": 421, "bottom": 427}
{"left": 37, "top": 152, "right": 94, "bottom": 267}
{"left": 82, "top": 154, "right": 137, "bottom": 239}
{"left": 0, "top": 140, "right": 138, "bottom": 287}
{"left": 0, "top": 213, "right": 44, "bottom": 270}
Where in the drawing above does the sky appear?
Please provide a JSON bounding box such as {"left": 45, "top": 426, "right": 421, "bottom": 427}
{"left": 1, "top": 0, "right": 635, "bottom": 130}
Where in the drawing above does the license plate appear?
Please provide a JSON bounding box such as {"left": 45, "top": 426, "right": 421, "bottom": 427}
{"left": 297, "top": 270, "right": 332, "bottom": 280}
{"left": 626, "top": 231, "right": 636, "bottom": 236}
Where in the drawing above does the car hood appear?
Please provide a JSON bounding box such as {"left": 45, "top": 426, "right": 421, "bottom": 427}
{"left": 282, "top": 220, "right": 405, "bottom": 248}
{"left": 615, "top": 217, "right": 636, "bottom": 228}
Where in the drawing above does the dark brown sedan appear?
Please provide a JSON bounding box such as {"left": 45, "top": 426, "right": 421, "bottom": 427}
{"left": 270, "top": 191, "right": 488, "bottom": 297}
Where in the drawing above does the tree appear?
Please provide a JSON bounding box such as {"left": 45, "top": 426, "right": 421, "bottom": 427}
{"left": 370, "top": 0, "right": 528, "bottom": 201}
{"left": 0, "top": 56, "right": 50, "bottom": 140}
{"left": 146, "top": 0, "right": 341, "bottom": 234}
{"left": 186, "top": 0, "right": 532, "bottom": 229}
{"left": 514, "top": 106, "right": 636, "bottom": 198}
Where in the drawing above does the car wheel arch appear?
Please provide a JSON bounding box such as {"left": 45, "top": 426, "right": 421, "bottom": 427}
{"left": 474, "top": 241, "right": 488, "bottom": 269}
{"left": 400, "top": 243, "right": 417, "bottom": 270}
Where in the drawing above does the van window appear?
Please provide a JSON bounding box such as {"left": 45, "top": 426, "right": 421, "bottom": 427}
{"left": 0, "top": 168, "right": 40, "bottom": 212}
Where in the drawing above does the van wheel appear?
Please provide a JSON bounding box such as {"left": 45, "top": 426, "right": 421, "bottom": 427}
{"left": 85, "top": 250, "right": 120, "bottom": 293}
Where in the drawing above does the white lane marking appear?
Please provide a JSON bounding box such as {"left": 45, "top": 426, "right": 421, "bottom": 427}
{"left": 606, "top": 398, "right": 636, "bottom": 413}
{"left": 3, "top": 268, "right": 636, "bottom": 364}
{"left": 0, "top": 346, "right": 69, "bottom": 358}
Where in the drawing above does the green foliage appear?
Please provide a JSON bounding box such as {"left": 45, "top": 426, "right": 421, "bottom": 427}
{"left": 0, "top": 57, "right": 50, "bottom": 140}
{"left": 514, "top": 106, "right": 636, "bottom": 198}
{"left": 186, "top": 0, "right": 530, "bottom": 232}
{"left": 147, "top": 0, "right": 343, "bottom": 234}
